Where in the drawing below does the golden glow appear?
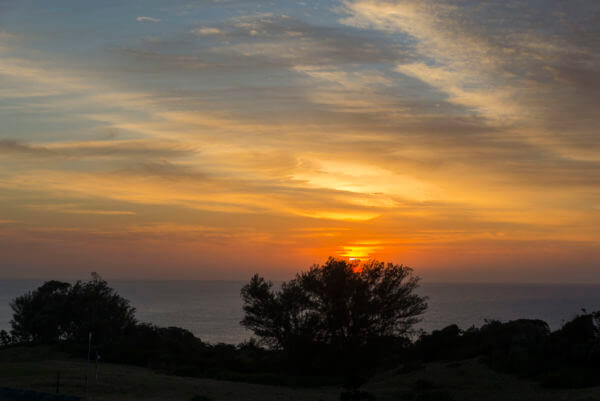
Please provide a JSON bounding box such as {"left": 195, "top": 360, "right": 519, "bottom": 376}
{"left": 339, "top": 241, "right": 383, "bottom": 261}
{"left": 0, "top": 1, "right": 599, "bottom": 280}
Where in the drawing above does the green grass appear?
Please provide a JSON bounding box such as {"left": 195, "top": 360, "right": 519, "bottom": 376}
{"left": 2, "top": 346, "right": 600, "bottom": 401}
{"left": 365, "top": 359, "right": 600, "bottom": 401}
{"left": 0, "top": 346, "right": 339, "bottom": 401}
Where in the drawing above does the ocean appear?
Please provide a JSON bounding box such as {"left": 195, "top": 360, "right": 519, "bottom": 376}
{"left": 1, "top": 280, "right": 599, "bottom": 344}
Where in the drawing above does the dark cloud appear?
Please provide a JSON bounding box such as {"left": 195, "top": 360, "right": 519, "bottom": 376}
{"left": 115, "top": 160, "right": 208, "bottom": 181}
{"left": 0, "top": 140, "right": 56, "bottom": 157}
{"left": 214, "top": 15, "right": 414, "bottom": 64}
{"left": 115, "top": 14, "right": 414, "bottom": 76}
{"left": 115, "top": 47, "right": 291, "bottom": 74}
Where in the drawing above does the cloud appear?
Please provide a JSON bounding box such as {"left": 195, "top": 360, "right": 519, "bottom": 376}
{"left": 339, "top": 0, "right": 600, "bottom": 129}
{"left": 192, "top": 27, "right": 223, "bottom": 35}
{"left": 338, "top": 0, "right": 600, "bottom": 172}
{"left": 136, "top": 16, "right": 161, "bottom": 23}
{"left": 0, "top": 31, "right": 16, "bottom": 45}
{"left": 124, "top": 14, "right": 410, "bottom": 71}
{"left": 25, "top": 203, "right": 136, "bottom": 215}
{"left": 339, "top": 0, "right": 520, "bottom": 122}
{"left": 0, "top": 139, "right": 195, "bottom": 160}
{"left": 1, "top": 1, "right": 599, "bottom": 278}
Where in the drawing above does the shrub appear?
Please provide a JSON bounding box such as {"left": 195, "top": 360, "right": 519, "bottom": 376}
{"left": 190, "top": 396, "right": 213, "bottom": 401}
{"left": 414, "top": 390, "right": 454, "bottom": 401}
{"left": 340, "top": 390, "right": 377, "bottom": 401}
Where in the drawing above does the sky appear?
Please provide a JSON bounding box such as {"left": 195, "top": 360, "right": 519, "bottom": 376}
{"left": 0, "top": 0, "right": 599, "bottom": 282}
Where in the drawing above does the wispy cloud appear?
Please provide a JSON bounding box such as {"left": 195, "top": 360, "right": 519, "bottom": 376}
{"left": 192, "top": 27, "right": 223, "bottom": 35}
{"left": 136, "top": 16, "right": 161, "bottom": 23}
{"left": 0, "top": 139, "right": 195, "bottom": 160}
{"left": 25, "top": 203, "right": 136, "bottom": 215}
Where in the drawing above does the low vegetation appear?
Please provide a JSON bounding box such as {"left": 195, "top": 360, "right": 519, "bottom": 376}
{"left": 414, "top": 313, "right": 600, "bottom": 388}
{"left": 4, "top": 347, "right": 600, "bottom": 401}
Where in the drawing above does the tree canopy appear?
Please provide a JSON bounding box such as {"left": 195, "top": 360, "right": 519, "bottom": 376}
{"left": 241, "top": 258, "right": 428, "bottom": 355}
{"left": 10, "top": 273, "right": 136, "bottom": 344}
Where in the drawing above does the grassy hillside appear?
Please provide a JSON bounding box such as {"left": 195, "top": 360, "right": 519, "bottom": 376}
{"left": 0, "top": 346, "right": 338, "bottom": 401}
{"left": 2, "top": 347, "right": 600, "bottom": 401}
{"left": 366, "top": 359, "right": 600, "bottom": 401}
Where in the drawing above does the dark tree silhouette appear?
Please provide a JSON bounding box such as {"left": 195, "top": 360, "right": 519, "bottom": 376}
{"left": 10, "top": 280, "right": 71, "bottom": 343}
{"left": 241, "top": 258, "right": 427, "bottom": 356}
{"left": 63, "top": 272, "right": 137, "bottom": 343}
{"left": 10, "top": 273, "right": 136, "bottom": 344}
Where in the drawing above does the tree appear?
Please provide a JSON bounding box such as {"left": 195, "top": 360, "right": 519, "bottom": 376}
{"left": 10, "top": 273, "right": 136, "bottom": 344}
{"left": 63, "top": 272, "right": 137, "bottom": 343}
{"left": 10, "top": 280, "right": 71, "bottom": 343}
{"left": 0, "top": 330, "right": 12, "bottom": 347}
{"left": 241, "top": 258, "right": 427, "bottom": 360}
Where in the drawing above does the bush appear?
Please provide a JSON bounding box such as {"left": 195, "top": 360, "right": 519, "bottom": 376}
{"left": 190, "top": 396, "right": 214, "bottom": 401}
{"left": 413, "top": 378, "right": 438, "bottom": 392}
{"left": 414, "top": 390, "right": 454, "bottom": 401}
{"left": 340, "top": 390, "right": 376, "bottom": 401}
{"left": 478, "top": 319, "right": 549, "bottom": 376}
{"left": 408, "top": 313, "right": 600, "bottom": 389}
{"left": 415, "top": 325, "right": 463, "bottom": 361}
{"left": 0, "top": 330, "right": 13, "bottom": 347}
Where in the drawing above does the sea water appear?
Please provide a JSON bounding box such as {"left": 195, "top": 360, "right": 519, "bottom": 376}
{"left": 1, "top": 280, "right": 599, "bottom": 344}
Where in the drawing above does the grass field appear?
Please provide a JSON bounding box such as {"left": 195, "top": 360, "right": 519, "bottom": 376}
{"left": 0, "top": 346, "right": 339, "bottom": 401}
{"left": 366, "top": 359, "right": 600, "bottom": 401}
{"left": 2, "top": 347, "right": 600, "bottom": 401}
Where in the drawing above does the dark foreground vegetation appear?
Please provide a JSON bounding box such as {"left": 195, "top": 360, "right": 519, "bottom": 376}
{"left": 2, "top": 259, "right": 600, "bottom": 400}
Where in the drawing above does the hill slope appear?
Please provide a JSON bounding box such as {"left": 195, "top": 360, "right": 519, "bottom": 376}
{"left": 2, "top": 347, "right": 600, "bottom": 401}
